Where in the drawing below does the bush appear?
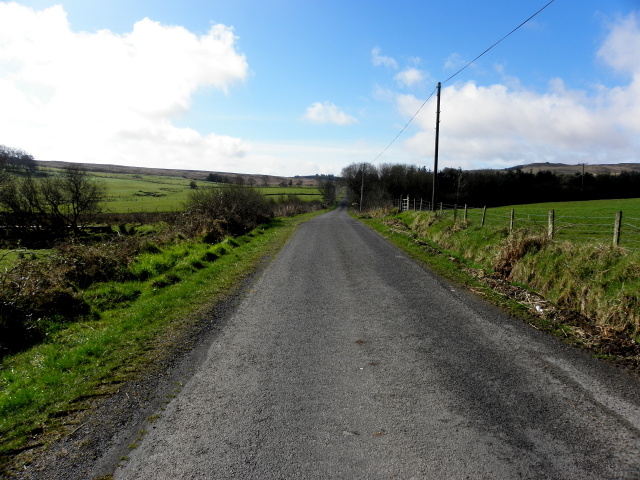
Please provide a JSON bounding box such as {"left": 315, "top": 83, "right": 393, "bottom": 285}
{"left": 0, "top": 259, "right": 90, "bottom": 356}
{"left": 184, "top": 185, "right": 272, "bottom": 237}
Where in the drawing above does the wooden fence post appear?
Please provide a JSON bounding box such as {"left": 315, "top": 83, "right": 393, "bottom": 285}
{"left": 464, "top": 204, "right": 468, "bottom": 223}
{"left": 481, "top": 206, "right": 487, "bottom": 226}
{"left": 510, "top": 209, "right": 515, "bottom": 232}
{"left": 548, "top": 210, "right": 555, "bottom": 239}
{"left": 439, "top": 202, "right": 443, "bottom": 214}
{"left": 613, "top": 211, "right": 622, "bottom": 246}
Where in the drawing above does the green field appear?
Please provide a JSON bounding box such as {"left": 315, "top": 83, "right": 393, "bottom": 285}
{"left": 48, "top": 170, "right": 323, "bottom": 213}
{"left": 443, "top": 198, "right": 640, "bottom": 248}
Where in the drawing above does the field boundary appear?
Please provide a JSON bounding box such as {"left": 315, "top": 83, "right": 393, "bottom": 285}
{"left": 394, "top": 198, "right": 640, "bottom": 248}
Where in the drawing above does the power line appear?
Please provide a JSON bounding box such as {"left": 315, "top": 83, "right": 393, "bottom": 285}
{"left": 443, "top": 0, "right": 557, "bottom": 85}
{"left": 371, "top": 0, "right": 557, "bottom": 163}
{"left": 372, "top": 86, "right": 437, "bottom": 163}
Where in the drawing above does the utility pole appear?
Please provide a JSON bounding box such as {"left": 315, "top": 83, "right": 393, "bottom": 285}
{"left": 431, "top": 82, "right": 441, "bottom": 211}
{"left": 578, "top": 163, "right": 587, "bottom": 192}
{"left": 359, "top": 162, "right": 365, "bottom": 213}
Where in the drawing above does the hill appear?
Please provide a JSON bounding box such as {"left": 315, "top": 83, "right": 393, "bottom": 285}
{"left": 33, "top": 160, "right": 320, "bottom": 186}
{"left": 504, "top": 162, "right": 640, "bottom": 175}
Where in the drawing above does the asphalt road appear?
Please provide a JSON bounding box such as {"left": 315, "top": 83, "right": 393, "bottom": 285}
{"left": 114, "top": 204, "right": 640, "bottom": 479}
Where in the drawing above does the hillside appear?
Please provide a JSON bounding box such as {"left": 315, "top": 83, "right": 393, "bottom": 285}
{"left": 33, "top": 160, "right": 320, "bottom": 186}
{"left": 505, "top": 162, "right": 640, "bottom": 175}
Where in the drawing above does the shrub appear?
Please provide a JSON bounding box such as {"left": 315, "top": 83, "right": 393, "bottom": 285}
{"left": 184, "top": 185, "right": 272, "bottom": 237}
{"left": 0, "top": 259, "right": 90, "bottom": 356}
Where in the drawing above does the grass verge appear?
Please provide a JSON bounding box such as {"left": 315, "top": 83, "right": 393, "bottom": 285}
{"left": 0, "top": 211, "right": 321, "bottom": 470}
{"left": 355, "top": 209, "right": 640, "bottom": 370}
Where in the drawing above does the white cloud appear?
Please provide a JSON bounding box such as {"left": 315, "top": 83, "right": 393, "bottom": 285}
{"left": 395, "top": 13, "right": 640, "bottom": 170}
{"left": 0, "top": 3, "right": 249, "bottom": 170}
{"left": 597, "top": 13, "right": 640, "bottom": 76}
{"left": 395, "top": 68, "right": 425, "bottom": 88}
{"left": 371, "top": 47, "right": 398, "bottom": 69}
{"left": 303, "top": 101, "right": 358, "bottom": 125}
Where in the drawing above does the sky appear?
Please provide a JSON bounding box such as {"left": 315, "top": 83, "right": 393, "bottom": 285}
{"left": 1, "top": 0, "right": 640, "bottom": 177}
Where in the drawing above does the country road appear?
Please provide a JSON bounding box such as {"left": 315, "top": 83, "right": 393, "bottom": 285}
{"left": 112, "top": 204, "right": 640, "bottom": 479}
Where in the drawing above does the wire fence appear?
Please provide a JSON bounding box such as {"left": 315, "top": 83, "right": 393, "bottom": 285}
{"left": 393, "top": 197, "right": 640, "bottom": 249}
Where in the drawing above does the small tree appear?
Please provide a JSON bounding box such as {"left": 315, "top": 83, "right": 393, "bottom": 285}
{"left": 318, "top": 179, "right": 337, "bottom": 205}
{"left": 40, "top": 165, "right": 107, "bottom": 233}
{"left": 190, "top": 180, "right": 198, "bottom": 189}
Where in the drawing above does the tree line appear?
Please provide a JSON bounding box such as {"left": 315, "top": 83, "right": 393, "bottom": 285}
{"left": 341, "top": 162, "right": 640, "bottom": 209}
{"left": 0, "top": 163, "right": 106, "bottom": 237}
{"left": 0, "top": 145, "right": 37, "bottom": 174}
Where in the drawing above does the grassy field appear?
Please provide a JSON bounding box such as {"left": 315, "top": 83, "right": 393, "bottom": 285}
{"left": 89, "top": 172, "right": 323, "bottom": 213}
{"left": 443, "top": 198, "right": 640, "bottom": 248}
{"left": 32, "top": 167, "right": 322, "bottom": 213}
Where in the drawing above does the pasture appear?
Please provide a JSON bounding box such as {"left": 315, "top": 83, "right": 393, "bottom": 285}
{"left": 42, "top": 169, "right": 323, "bottom": 213}
{"left": 443, "top": 198, "right": 640, "bottom": 248}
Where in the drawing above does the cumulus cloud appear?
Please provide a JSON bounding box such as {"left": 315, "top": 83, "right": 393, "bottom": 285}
{"left": 303, "top": 101, "right": 358, "bottom": 125}
{"left": 0, "top": 2, "right": 249, "bottom": 169}
{"left": 395, "top": 68, "right": 425, "bottom": 88}
{"left": 396, "top": 13, "right": 640, "bottom": 170}
{"left": 371, "top": 47, "right": 398, "bottom": 69}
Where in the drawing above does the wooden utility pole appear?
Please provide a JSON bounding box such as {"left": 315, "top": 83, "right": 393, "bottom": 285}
{"left": 359, "top": 162, "right": 365, "bottom": 213}
{"left": 431, "top": 82, "right": 441, "bottom": 211}
{"left": 578, "top": 163, "right": 587, "bottom": 192}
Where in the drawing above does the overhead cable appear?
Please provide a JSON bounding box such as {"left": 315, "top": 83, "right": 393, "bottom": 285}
{"left": 371, "top": 0, "right": 557, "bottom": 162}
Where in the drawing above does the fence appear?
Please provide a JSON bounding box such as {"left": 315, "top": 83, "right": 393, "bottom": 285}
{"left": 394, "top": 196, "right": 640, "bottom": 248}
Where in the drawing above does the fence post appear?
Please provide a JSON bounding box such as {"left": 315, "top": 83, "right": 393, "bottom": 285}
{"left": 413, "top": 198, "right": 416, "bottom": 211}
{"left": 439, "top": 202, "right": 443, "bottom": 214}
{"left": 464, "top": 204, "right": 468, "bottom": 223}
{"left": 419, "top": 199, "right": 423, "bottom": 211}
{"left": 510, "top": 209, "right": 515, "bottom": 232}
{"left": 613, "top": 211, "right": 622, "bottom": 246}
{"left": 481, "top": 206, "right": 487, "bottom": 227}
{"left": 548, "top": 210, "right": 555, "bottom": 239}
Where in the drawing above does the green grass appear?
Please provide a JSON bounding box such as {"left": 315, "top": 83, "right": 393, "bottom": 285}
{"left": 100, "top": 176, "right": 321, "bottom": 212}
{"left": 99, "top": 173, "right": 195, "bottom": 213}
{"left": 456, "top": 198, "right": 640, "bottom": 247}
{"left": 24, "top": 168, "right": 322, "bottom": 213}
{"left": 0, "top": 211, "right": 322, "bottom": 467}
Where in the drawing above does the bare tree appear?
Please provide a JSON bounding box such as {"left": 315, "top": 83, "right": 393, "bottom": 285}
{"left": 40, "top": 165, "right": 107, "bottom": 233}
{"left": 0, "top": 165, "right": 106, "bottom": 234}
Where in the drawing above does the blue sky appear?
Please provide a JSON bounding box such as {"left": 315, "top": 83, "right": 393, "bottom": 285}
{"left": 1, "top": 1, "right": 640, "bottom": 176}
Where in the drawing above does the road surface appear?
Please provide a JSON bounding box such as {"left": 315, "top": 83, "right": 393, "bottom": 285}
{"left": 114, "top": 204, "right": 640, "bottom": 479}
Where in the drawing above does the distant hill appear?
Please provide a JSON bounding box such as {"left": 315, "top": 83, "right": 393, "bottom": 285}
{"left": 505, "top": 162, "right": 640, "bottom": 175}
{"left": 33, "top": 160, "right": 319, "bottom": 186}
